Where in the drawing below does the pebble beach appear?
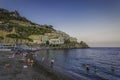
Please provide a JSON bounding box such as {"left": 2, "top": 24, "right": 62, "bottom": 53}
{"left": 0, "top": 51, "right": 71, "bottom": 80}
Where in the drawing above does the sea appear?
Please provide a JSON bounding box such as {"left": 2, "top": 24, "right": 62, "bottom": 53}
{"left": 35, "top": 48, "right": 120, "bottom": 80}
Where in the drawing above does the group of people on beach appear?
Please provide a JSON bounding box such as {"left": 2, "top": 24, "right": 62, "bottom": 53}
{"left": 9, "top": 50, "right": 55, "bottom": 69}
{"left": 11, "top": 50, "right": 35, "bottom": 67}
{"left": 22, "top": 51, "right": 55, "bottom": 68}
{"left": 25, "top": 51, "right": 35, "bottom": 67}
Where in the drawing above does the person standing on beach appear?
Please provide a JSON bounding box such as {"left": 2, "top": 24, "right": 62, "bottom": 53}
{"left": 50, "top": 58, "right": 55, "bottom": 68}
{"left": 42, "top": 56, "right": 45, "bottom": 62}
{"left": 30, "top": 59, "right": 34, "bottom": 67}
{"left": 12, "top": 53, "right": 15, "bottom": 58}
{"left": 27, "top": 58, "right": 31, "bottom": 66}
{"left": 22, "top": 52, "right": 27, "bottom": 60}
{"left": 31, "top": 52, "right": 35, "bottom": 59}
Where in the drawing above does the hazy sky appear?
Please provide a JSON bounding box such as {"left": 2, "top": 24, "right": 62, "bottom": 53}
{"left": 0, "top": 0, "right": 120, "bottom": 47}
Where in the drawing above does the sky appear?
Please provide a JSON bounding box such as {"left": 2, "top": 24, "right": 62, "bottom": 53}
{"left": 0, "top": 0, "right": 120, "bottom": 47}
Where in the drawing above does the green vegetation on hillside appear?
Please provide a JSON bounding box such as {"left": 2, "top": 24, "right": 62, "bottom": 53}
{"left": 0, "top": 8, "right": 55, "bottom": 36}
{"left": 0, "top": 8, "right": 89, "bottom": 48}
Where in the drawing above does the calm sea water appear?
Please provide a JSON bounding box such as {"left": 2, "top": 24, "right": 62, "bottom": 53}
{"left": 35, "top": 48, "right": 120, "bottom": 80}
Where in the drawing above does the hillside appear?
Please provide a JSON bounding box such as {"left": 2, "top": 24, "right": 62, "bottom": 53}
{"left": 0, "top": 8, "right": 55, "bottom": 35}
{"left": 0, "top": 8, "right": 89, "bottom": 48}
{"left": 0, "top": 8, "right": 57, "bottom": 43}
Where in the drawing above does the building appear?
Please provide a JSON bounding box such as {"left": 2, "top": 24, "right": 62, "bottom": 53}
{"left": 42, "top": 35, "right": 49, "bottom": 44}
{"left": 49, "top": 39, "right": 60, "bottom": 45}
{"left": 58, "top": 36, "right": 64, "bottom": 44}
{"left": 49, "top": 36, "right": 64, "bottom": 45}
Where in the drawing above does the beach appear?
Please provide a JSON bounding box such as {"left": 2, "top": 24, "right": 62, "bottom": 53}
{"left": 0, "top": 51, "right": 71, "bottom": 80}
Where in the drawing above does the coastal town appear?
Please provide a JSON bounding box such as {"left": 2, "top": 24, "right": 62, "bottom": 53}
{"left": 0, "top": 8, "right": 88, "bottom": 49}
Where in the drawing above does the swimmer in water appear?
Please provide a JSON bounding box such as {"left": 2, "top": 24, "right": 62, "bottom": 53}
{"left": 85, "top": 64, "right": 90, "bottom": 72}
{"left": 111, "top": 66, "right": 115, "bottom": 72}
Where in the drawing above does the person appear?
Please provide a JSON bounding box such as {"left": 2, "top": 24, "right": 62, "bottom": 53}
{"left": 41, "top": 56, "right": 45, "bottom": 62}
{"left": 94, "top": 67, "right": 97, "bottom": 73}
{"left": 30, "top": 59, "right": 34, "bottom": 67}
{"left": 12, "top": 53, "right": 15, "bottom": 58}
{"left": 22, "top": 52, "right": 27, "bottom": 60}
{"left": 8, "top": 53, "right": 15, "bottom": 58}
{"left": 50, "top": 58, "right": 55, "bottom": 68}
{"left": 85, "top": 64, "right": 90, "bottom": 72}
{"left": 111, "top": 66, "right": 115, "bottom": 72}
{"left": 31, "top": 52, "right": 35, "bottom": 59}
{"left": 27, "top": 58, "right": 31, "bottom": 66}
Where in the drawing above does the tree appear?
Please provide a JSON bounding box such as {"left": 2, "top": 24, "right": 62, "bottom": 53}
{"left": 79, "top": 41, "right": 89, "bottom": 48}
{"left": 25, "top": 37, "right": 33, "bottom": 42}
{"left": 48, "top": 25, "right": 54, "bottom": 29}
{"left": 6, "top": 34, "right": 19, "bottom": 44}
{"left": 46, "top": 40, "right": 49, "bottom": 45}
{"left": 64, "top": 39, "right": 70, "bottom": 44}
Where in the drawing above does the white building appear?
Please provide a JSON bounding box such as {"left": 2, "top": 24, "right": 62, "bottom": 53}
{"left": 58, "top": 36, "right": 64, "bottom": 44}
{"left": 49, "top": 36, "right": 64, "bottom": 45}
{"left": 49, "top": 39, "right": 60, "bottom": 45}
{"left": 42, "top": 35, "right": 49, "bottom": 44}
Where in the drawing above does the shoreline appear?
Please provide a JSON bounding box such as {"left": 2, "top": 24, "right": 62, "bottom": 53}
{"left": 37, "top": 46, "right": 89, "bottom": 50}
{"left": 33, "top": 59, "right": 74, "bottom": 80}
{"left": 0, "top": 51, "right": 73, "bottom": 80}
